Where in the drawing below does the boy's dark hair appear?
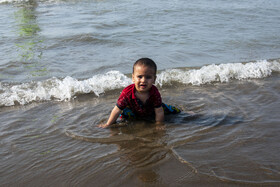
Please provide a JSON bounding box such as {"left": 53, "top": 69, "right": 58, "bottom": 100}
{"left": 133, "top": 58, "right": 157, "bottom": 74}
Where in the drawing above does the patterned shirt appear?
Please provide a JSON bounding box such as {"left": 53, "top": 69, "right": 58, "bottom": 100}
{"left": 116, "top": 84, "right": 162, "bottom": 117}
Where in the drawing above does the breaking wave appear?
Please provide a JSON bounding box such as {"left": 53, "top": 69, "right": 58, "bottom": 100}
{"left": 0, "top": 60, "right": 279, "bottom": 107}
{"left": 0, "top": 0, "right": 58, "bottom": 4}
{"left": 157, "top": 59, "right": 280, "bottom": 86}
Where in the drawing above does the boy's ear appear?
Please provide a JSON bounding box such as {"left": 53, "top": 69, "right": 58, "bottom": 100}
{"left": 132, "top": 73, "right": 135, "bottom": 83}
{"left": 153, "top": 75, "right": 157, "bottom": 84}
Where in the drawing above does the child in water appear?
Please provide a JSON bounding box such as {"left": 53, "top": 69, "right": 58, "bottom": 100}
{"left": 99, "top": 58, "right": 180, "bottom": 128}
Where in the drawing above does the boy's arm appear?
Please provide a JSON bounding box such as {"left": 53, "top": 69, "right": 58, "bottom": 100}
{"left": 99, "top": 106, "right": 122, "bottom": 128}
{"left": 154, "top": 106, "right": 164, "bottom": 125}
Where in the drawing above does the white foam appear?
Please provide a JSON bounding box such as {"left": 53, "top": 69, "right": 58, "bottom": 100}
{"left": 0, "top": 0, "right": 60, "bottom": 4}
{"left": 156, "top": 60, "right": 280, "bottom": 86}
{"left": 0, "top": 71, "right": 131, "bottom": 106}
{"left": 0, "top": 60, "right": 279, "bottom": 107}
{"left": 0, "top": 0, "right": 31, "bottom": 3}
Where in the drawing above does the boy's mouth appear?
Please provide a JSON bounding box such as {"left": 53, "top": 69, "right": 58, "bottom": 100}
{"left": 140, "top": 84, "right": 147, "bottom": 89}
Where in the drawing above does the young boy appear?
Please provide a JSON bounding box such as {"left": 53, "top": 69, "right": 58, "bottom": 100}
{"left": 99, "top": 58, "right": 180, "bottom": 128}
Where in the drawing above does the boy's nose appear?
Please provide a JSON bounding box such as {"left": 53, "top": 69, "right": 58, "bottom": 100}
{"left": 141, "top": 77, "right": 147, "bottom": 82}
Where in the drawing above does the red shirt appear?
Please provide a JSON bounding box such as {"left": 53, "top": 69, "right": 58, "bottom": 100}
{"left": 116, "top": 84, "right": 162, "bottom": 117}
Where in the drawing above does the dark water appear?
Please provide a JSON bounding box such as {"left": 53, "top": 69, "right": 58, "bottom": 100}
{"left": 1, "top": 0, "right": 280, "bottom": 186}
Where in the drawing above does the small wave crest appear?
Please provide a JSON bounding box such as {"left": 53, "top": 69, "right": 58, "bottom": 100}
{"left": 0, "top": 60, "right": 279, "bottom": 107}
{"left": 0, "top": 71, "right": 131, "bottom": 106}
{"left": 157, "top": 60, "right": 280, "bottom": 86}
{"left": 0, "top": 0, "right": 57, "bottom": 4}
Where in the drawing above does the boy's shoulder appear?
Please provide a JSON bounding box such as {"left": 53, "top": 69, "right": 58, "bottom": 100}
{"left": 150, "top": 85, "right": 161, "bottom": 96}
{"left": 122, "top": 84, "right": 135, "bottom": 93}
{"left": 151, "top": 85, "right": 159, "bottom": 91}
{"left": 120, "top": 84, "right": 135, "bottom": 98}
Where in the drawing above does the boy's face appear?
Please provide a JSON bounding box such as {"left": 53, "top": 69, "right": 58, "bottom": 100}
{"left": 132, "top": 65, "right": 156, "bottom": 93}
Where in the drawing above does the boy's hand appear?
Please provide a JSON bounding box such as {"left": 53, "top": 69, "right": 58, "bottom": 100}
{"left": 98, "top": 123, "right": 110, "bottom": 128}
{"left": 155, "top": 121, "right": 165, "bottom": 130}
{"left": 99, "top": 106, "right": 122, "bottom": 129}
{"left": 156, "top": 124, "right": 166, "bottom": 131}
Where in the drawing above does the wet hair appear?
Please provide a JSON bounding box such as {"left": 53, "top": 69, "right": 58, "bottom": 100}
{"left": 133, "top": 58, "right": 157, "bottom": 74}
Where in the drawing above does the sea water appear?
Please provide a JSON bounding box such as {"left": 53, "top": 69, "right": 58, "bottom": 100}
{"left": 0, "top": 0, "right": 280, "bottom": 186}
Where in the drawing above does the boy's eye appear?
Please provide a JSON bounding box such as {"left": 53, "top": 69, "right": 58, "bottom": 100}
{"left": 137, "top": 75, "right": 153, "bottom": 79}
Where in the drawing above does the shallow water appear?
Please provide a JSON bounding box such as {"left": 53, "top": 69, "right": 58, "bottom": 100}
{"left": 1, "top": 0, "right": 280, "bottom": 186}
{"left": 1, "top": 74, "right": 280, "bottom": 186}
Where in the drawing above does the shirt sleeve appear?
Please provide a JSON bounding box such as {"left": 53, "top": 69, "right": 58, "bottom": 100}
{"left": 116, "top": 89, "right": 128, "bottom": 110}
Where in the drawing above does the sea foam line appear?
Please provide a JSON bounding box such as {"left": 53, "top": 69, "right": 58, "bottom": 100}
{"left": 0, "top": 60, "right": 279, "bottom": 107}
{"left": 0, "top": 71, "right": 131, "bottom": 106}
{"left": 157, "top": 60, "right": 280, "bottom": 86}
{"left": 0, "top": 0, "right": 56, "bottom": 4}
